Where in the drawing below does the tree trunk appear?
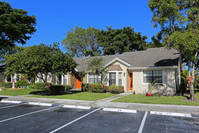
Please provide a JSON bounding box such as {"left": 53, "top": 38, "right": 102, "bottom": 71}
{"left": 188, "top": 61, "right": 194, "bottom": 101}
{"left": 94, "top": 73, "right": 96, "bottom": 83}
{"left": 97, "top": 73, "right": 99, "bottom": 84}
{"left": 190, "top": 52, "right": 198, "bottom": 101}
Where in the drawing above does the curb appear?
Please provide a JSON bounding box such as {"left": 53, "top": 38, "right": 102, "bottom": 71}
{"left": 150, "top": 111, "right": 192, "bottom": 117}
{"left": 1, "top": 100, "right": 22, "bottom": 104}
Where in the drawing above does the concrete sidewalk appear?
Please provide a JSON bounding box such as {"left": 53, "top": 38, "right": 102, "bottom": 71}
{"left": 1, "top": 94, "right": 199, "bottom": 114}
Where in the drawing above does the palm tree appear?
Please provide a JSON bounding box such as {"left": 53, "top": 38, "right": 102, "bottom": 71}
{"left": 87, "top": 57, "right": 106, "bottom": 83}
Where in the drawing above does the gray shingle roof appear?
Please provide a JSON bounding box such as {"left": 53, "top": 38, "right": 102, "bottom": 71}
{"left": 74, "top": 47, "right": 179, "bottom": 71}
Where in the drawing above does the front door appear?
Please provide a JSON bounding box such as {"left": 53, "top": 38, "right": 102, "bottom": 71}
{"left": 76, "top": 78, "right": 82, "bottom": 89}
{"left": 130, "top": 73, "right": 133, "bottom": 91}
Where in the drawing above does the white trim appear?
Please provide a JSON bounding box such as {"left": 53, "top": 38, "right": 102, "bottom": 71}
{"left": 129, "top": 66, "right": 177, "bottom": 70}
{"left": 104, "top": 58, "right": 131, "bottom": 67}
{"left": 107, "top": 71, "right": 123, "bottom": 86}
{"left": 138, "top": 111, "right": 148, "bottom": 133}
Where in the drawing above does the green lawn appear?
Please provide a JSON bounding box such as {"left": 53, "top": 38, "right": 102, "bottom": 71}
{"left": 0, "top": 89, "right": 39, "bottom": 96}
{"left": 28, "top": 92, "right": 115, "bottom": 101}
{"left": 113, "top": 94, "right": 199, "bottom": 106}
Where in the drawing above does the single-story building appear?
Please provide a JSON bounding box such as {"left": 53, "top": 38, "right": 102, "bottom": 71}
{"left": 4, "top": 47, "right": 181, "bottom": 95}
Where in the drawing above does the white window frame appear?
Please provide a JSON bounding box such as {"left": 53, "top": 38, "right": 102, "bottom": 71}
{"left": 141, "top": 70, "right": 164, "bottom": 85}
{"left": 61, "top": 74, "right": 68, "bottom": 85}
{"left": 87, "top": 73, "right": 101, "bottom": 84}
{"left": 107, "top": 71, "right": 123, "bottom": 86}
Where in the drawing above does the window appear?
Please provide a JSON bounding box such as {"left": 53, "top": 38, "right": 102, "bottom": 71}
{"left": 63, "top": 75, "right": 67, "bottom": 85}
{"left": 118, "top": 72, "right": 122, "bottom": 86}
{"left": 38, "top": 73, "right": 43, "bottom": 82}
{"left": 56, "top": 75, "right": 61, "bottom": 84}
{"left": 143, "top": 70, "right": 162, "bottom": 83}
{"left": 109, "top": 72, "right": 116, "bottom": 86}
{"left": 88, "top": 73, "right": 101, "bottom": 83}
{"left": 6, "top": 75, "right": 11, "bottom": 82}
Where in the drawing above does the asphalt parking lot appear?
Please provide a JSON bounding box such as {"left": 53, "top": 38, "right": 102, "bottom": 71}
{"left": 0, "top": 102, "right": 198, "bottom": 133}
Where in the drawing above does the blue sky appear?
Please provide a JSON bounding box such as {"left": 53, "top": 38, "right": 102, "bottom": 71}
{"left": 5, "top": 0, "right": 160, "bottom": 52}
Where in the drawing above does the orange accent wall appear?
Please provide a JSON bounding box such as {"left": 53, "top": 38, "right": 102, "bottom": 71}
{"left": 130, "top": 73, "right": 133, "bottom": 91}
{"left": 76, "top": 78, "right": 82, "bottom": 89}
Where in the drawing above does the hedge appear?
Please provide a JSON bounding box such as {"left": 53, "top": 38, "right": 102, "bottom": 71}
{"left": 89, "top": 84, "right": 105, "bottom": 93}
{"left": 107, "top": 84, "right": 124, "bottom": 94}
{"left": 82, "top": 83, "right": 124, "bottom": 94}
{"left": 0, "top": 82, "right": 12, "bottom": 88}
{"left": 15, "top": 80, "right": 29, "bottom": 88}
{"left": 49, "top": 85, "right": 70, "bottom": 95}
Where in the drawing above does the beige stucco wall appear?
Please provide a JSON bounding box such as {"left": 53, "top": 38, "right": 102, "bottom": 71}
{"left": 132, "top": 69, "right": 176, "bottom": 95}
{"left": 82, "top": 75, "right": 87, "bottom": 83}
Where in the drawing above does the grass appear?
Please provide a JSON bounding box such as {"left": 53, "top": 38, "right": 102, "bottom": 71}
{"left": 113, "top": 91, "right": 199, "bottom": 106}
{"left": 0, "top": 89, "right": 39, "bottom": 96}
{"left": 28, "top": 92, "right": 115, "bottom": 101}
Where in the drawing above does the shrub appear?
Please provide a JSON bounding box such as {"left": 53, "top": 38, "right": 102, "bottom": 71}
{"left": 0, "top": 82, "right": 12, "bottom": 88}
{"left": 109, "top": 84, "right": 124, "bottom": 94}
{"left": 90, "top": 84, "right": 105, "bottom": 93}
{"left": 29, "top": 84, "right": 36, "bottom": 89}
{"left": 15, "top": 80, "right": 29, "bottom": 88}
{"left": 34, "top": 82, "right": 46, "bottom": 90}
{"left": 49, "top": 85, "right": 66, "bottom": 95}
{"left": 64, "top": 85, "right": 70, "bottom": 91}
{"left": 81, "top": 83, "right": 89, "bottom": 92}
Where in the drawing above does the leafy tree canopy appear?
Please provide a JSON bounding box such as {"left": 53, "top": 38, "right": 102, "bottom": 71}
{"left": 5, "top": 43, "right": 77, "bottom": 85}
{"left": 0, "top": 1, "right": 36, "bottom": 48}
{"left": 148, "top": 0, "right": 185, "bottom": 33}
{"left": 97, "top": 26, "right": 148, "bottom": 55}
{"left": 62, "top": 26, "right": 101, "bottom": 57}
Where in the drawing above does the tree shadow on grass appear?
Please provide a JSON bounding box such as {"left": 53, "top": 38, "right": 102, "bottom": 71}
{"left": 29, "top": 89, "right": 82, "bottom": 96}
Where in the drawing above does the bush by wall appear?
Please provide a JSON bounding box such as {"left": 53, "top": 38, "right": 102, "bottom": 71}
{"left": 34, "top": 82, "right": 46, "bottom": 90}
{"left": 15, "top": 80, "right": 29, "bottom": 88}
{"left": 0, "top": 82, "right": 12, "bottom": 88}
{"left": 29, "top": 84, "right": 36, "bottom": 89}
{"left": 64, "top": 85, "right": 70, "bottom": 90}
{"left": 88, "top": 84, "right": 105, "bottom": 93}
{"left": 81, "top": 83, "right": 89, "bottom": 92}
{"left": 108, "top": 84, "right": 124, "bottom": 94}
{"left": 49, "top": 85, "right": 66, "bottom": 95}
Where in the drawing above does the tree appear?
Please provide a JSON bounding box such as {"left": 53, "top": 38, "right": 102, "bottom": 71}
{"left": 165, "top": 29, "right": 199, "bottom": 100}
{"left": 97, "top": 26, "right": 147, "bottom": 55}
{"left": 87, "top": 57, "right": 106, "bottom": 83}
{"left": 0, "top": 2, "right": 36, "bottom": 49}
{"left": 62, "top": 26, "right": 101, "bottom": 57}
{"left": 5, "top": 43, "right": 77, "bottom": 87}
{"left": 148, "top": 0, "right": 185, "bottom": 34}
{"left": 0, "top": 45, "right": 21, "bottom": 65}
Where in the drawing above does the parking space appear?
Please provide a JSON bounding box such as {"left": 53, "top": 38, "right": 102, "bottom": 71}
{"left": 0, "top": 103, "right": 198, "bottom": 133}
{"left": 55, "top": 110, "right": 144, "bottom": 133}
{"left": 143, "top": 114, "right": 199, "bottom": 133}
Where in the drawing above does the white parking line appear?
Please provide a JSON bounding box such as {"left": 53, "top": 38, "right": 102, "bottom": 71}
{"left": 28, "top": 102, "right": 52, "bottom": 106}
{"left": 0, "top": 106, "right": 59, "bottom": 123}
{"left": 103, "top": 108, "right": 137, "bottom": 113}
{"left": 63, "top": 105, "right": 91, "bottom": 110}
{"left": 138, "top": 111, "right": 148, "bottom": 133}
{"left": 0, "top": 104, "right": 21, "bottom": 110}
{"left": 150, "top": 111, "right": 192, "bottom": 117}
{"left": 49, "top": 108, "right": 101, "bottom": 133}
{"left": 1, "top": 100, "right": 22, "bottom": 104}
